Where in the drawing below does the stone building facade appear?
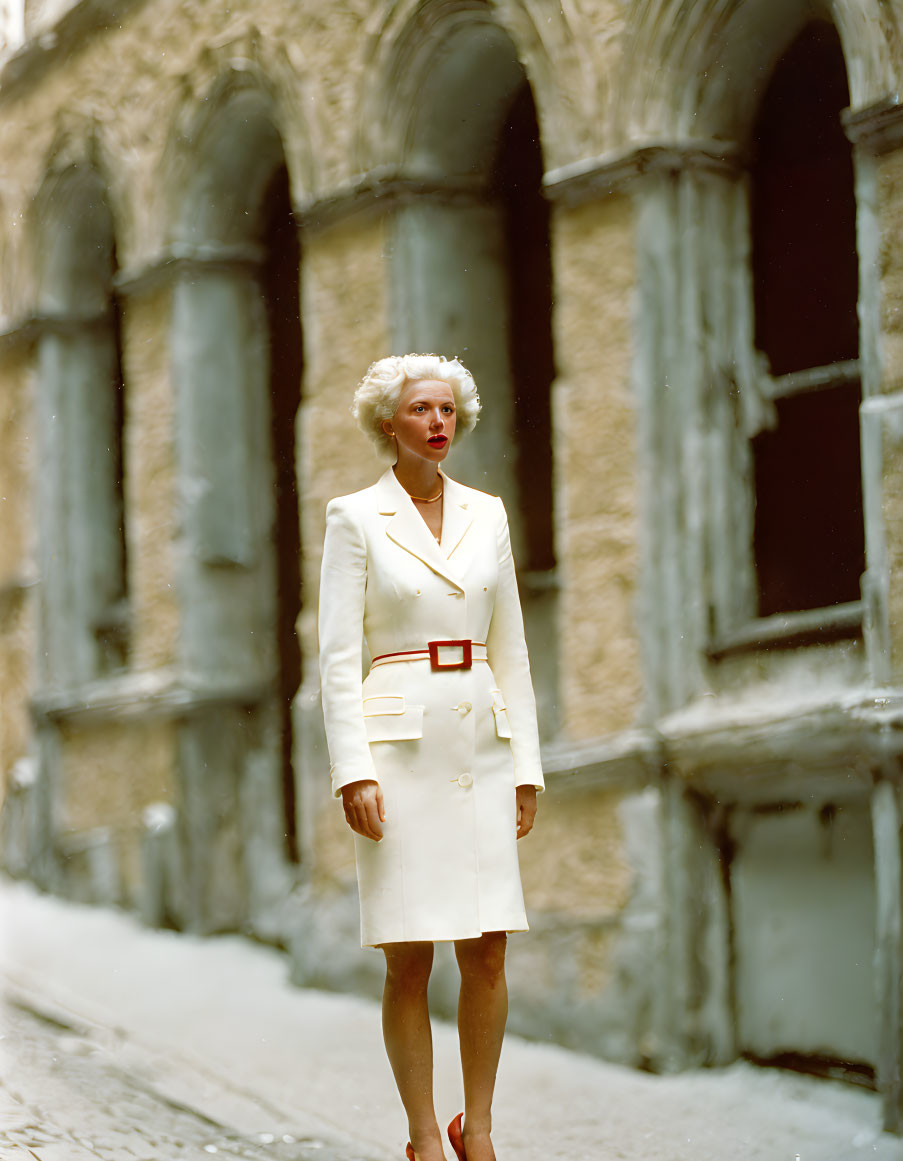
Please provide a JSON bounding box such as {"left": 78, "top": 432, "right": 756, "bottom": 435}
{"left": 3, "top": 0, "right": 903, "bottom": 1129}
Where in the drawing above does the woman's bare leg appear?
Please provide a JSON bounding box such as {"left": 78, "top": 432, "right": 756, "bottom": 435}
{"left": 454, "top": 932, "right": 508, "bottom": 1161}
{"left": 382, "top": 941, "right": 447, "bottom": 1161}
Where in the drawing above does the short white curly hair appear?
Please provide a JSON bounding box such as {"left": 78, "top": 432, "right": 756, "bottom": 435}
{"left": 352, "top": 353, "right": 481, "bottom": 458}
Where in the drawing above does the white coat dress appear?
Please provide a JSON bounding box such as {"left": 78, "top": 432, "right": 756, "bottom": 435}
{"left": 318, "top": 466, "right": 544, "bottom": 947}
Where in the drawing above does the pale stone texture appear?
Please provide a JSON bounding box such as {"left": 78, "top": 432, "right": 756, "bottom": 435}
{"left": 877, "top": 150, "right": 903, "bottom": 397}
{"left": 0, "top": 352, "right": 32, "bottom": 579}
{"left": 292, "top": 214, "right": 390, "bottom": 915}
{"left": 59, "top": 718, "right": 176, "bottom": 901}
{"left": 0, "top": 596, "right": 33, "bottom": 796}
{"left": 873, "top": 151, "right": 903, "bottom": 681}
{"left": 552, "top": 196, "right": 642, "bottom": 738}
{"left": 519, "top": 787, "right": 632, "bottom": 919}
{"left": 882, "top": 411, "right": 903, "bottom": 677}
{"left": 515, "top": 783, "right": 636, "bottom": 1023}
{"left": 310, "top": 799, "right": 357, "bottom": 889}
{"left": 0, "top": 350, "right": 35, "bottom": 794}
{"left": 120, "top": 288, "right": 179, "bottom": 672}
{"left": 298, "top": 215, "right": 390, "bottom": 665}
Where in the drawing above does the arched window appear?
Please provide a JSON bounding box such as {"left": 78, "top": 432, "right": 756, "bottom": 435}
{"left": 749, "top": 23, "right": 864, "bottom": 618}
{"left": 172, "top": 85, "right": 303, "bottom": 910}
{"left": 33, "top": 165, "right": 128, "bottom": 685}
{"left": 492, "top": 82, "right": 556, "bottom": 577}
{"left": 630, "top": 18, "right": 870, "bottom": 709}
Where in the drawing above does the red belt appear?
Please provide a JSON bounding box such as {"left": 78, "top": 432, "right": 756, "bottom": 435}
{"left": 371, "top": 640, "right": 487, "bottom": 671}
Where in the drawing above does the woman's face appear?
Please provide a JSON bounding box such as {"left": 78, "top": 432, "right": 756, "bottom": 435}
{"left": 382, "top": 379, "right": 457, "bottom": 466}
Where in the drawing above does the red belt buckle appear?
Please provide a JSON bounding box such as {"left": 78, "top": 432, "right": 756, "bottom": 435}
{"left": 428, "top": 639, "right": 472, "bottom": 671}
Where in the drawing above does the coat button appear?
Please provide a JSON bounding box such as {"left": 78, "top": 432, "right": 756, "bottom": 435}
{"left": 457, "top": 772, "right": 473, "bottom": 788}
{"left": 455, "top": 702, "right": 472, "bottom": 715}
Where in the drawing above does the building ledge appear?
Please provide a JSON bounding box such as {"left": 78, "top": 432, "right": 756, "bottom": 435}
{"left": 707, "top": 600, "right": 864, "bottom": 659}
{"left": 658, "top": 689, "right": 894, "bottom": 804}
{"left": 31, "top": 667, "right": 275, "bottom": 724}
{"left": 844, "top": 97, "right": 903, "bottom": 153}
{"left": 543, "top": 687, "right": 903, "bottom": 805}
{"left": 541, "top": 729, "right": 661, "bottom": 793}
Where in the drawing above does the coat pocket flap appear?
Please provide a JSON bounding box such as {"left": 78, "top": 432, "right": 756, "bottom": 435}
{"left": 363, "top": 695, "right": 406, "bottom": 717}
{"left": 489, "top": 690, "right": 512, "bottom": 739}
{"left": 363, "top": 699, "right": 424, "bottom": 743}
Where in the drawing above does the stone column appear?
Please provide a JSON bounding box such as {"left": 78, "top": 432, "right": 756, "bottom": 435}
{"left": 872, "top": 774, "right": 903, "bottom": 1130}
{"left": 653, "top": 774, "right": 735, "bottom": 1070}
{"left": 169, "top": 260, "right": 289, "bottom": 933}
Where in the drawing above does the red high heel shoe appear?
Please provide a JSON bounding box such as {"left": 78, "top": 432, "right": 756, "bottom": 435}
{"left": 447, "top": 1112, "right": 467, "bottom": 1161}
{"left": 405, "top": 1143, "right": 416, "bottom": 1161}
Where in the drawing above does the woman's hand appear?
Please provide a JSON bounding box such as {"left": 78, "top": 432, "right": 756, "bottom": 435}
{"left": 341, "top": 779, "right": 386, "bottom": 842}
{"left": 516, "top": 785, "right": 537, "bottom": 839}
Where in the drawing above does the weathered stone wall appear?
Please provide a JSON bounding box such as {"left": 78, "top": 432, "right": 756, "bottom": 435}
{"left": 0, "top": 0, "right": 902, "bottom": 1099}
{"left": 120, "top": 287, "right": 179, "bottom": 672}
{"left": 0, "top": 0, "right": 406, "bottom": 896}
{"left": 551, "top": 195, "right": 642, "bottom": 739}
{"left": 0, "top": 349, "right": 35, "bottom": 796}
{"left": 874, "top": 149, "right": 903, "bottom": 682}
{"left": 0, "top": 2, "right": 377, "bottom": 301}
{"left": 882, "top": 420, "right": 903, "bottom": 675}
{"left": 520, "top": 786, "right": 632, "bottom": 919}
{"left": 297, "top": 214, "right": 391, "bottom": 664}
{"left": 876, "top": 149, "right": 903, "bottom": 398}
{"left": 0, "top": 592, "right": 32, "bottom": 794}
{"left": 59, "top": 716, "right": 176, "bottom": 901}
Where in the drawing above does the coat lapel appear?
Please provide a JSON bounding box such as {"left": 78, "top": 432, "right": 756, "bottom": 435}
{"left": 376, "top": 468, "right": 466, "bottom": 590}
{"left": 439, "top": 472, "right": 476, "bottom": 568}
{"left": 378, "top": 464, "right": 464, "bottom": 589}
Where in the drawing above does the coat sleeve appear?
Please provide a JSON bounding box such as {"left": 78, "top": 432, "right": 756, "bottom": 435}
{"left": 485, "top": 496, "right": 545, "bottom": 791}
{"left": 318, "top": 497, "right": 378, "bottom": 798}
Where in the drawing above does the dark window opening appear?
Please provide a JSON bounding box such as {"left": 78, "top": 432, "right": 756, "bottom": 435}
{"left": 749, "top": 23, "right": 864, "bottom": 618}
{"left": 260, "top": 164, "right": 303, "bottom": 863}
{"left": 752, "top": 381, "right": 864, "bottom": 616}
{"left": 492, "top": 81, "right": 556, "bottom": 574}
{"left": 751, "top": 23, "right": 859, "bottom": 374}
{"left": 44, "top": 175, "right": 130, "bottom": 681}
{"left": 96, "top": 281, "right": 130, "bottom": 673}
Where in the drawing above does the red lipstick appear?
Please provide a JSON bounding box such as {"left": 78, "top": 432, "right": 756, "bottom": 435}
{"left": 428, "top": 435, "right": 448, "bottom": 447}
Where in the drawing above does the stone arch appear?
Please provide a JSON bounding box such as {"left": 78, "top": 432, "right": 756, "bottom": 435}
{"left": 171, "top": 73, "right": 292, "bottom": 248}
{"left": 353, "top": 0, "right": 573, "bottom": 174}
{"left": 32, "top": 162, "right": 116, "bottom": 313}
{"left": 169, "top": 77, "right": 303, "bottom": 931}
{"left": 30, "top": 158, "right": 128, "bottom": 685}
{"left": 160, "top": 44, "right": 319, "bottom": 216}
{"left": 616, "top": 0, "right": 903, "bottom": 146}
{"left": 357, "top": 0, "right": 525, "bottom": 176}
{"left": 627, "top": 4, "right": 878, "bottom": 715}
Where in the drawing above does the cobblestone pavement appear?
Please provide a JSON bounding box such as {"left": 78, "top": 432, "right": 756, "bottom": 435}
{"left": 0, "top": 997, "right": 357, "bottom": 1161}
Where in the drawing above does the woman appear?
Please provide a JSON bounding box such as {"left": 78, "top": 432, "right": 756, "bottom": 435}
{"left": 318, "top": 354, "right": 543, "bottom": 1161}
